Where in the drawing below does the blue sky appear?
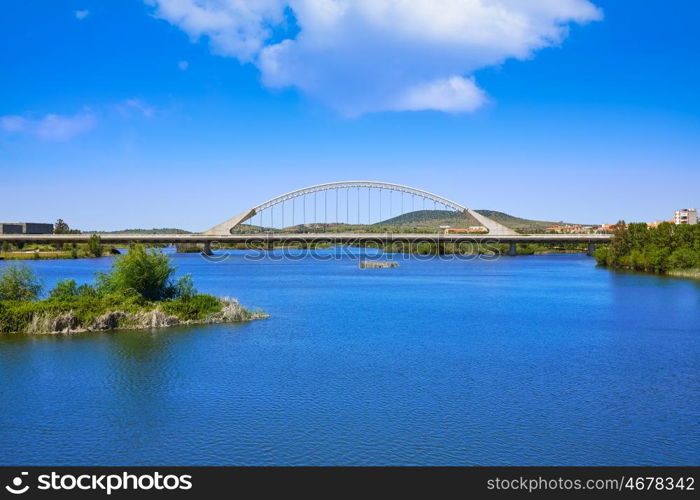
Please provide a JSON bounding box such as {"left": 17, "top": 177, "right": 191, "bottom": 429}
{"left": 1, "top": 0, "right": 698, "bottom": 231}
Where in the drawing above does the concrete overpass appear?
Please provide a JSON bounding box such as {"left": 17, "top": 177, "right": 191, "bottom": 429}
{"left": 0, "top": 232, "right": 612, "bottom": 256}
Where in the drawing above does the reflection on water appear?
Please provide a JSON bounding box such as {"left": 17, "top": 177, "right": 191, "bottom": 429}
{"left": 0, "top": 251, "right": 698, "bottom": 465}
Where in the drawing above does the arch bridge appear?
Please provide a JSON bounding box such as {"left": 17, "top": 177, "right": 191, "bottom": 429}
{"left": 204, "top": 181, "right": 518, "bottom": 236}
{"left": 0, "top": 181, "right": 611, "bottom": 255}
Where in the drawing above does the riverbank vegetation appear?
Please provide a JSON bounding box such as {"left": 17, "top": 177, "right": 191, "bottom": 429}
{"left": 594, "top": 221, "right": 700, "bottom": 275}
{"left": 211, "top": 239, "right": 587, "bottom": 256}
{"left": 354, "top": 240, "right": 588, "bottom": 256}
{"left": 0, "top": 235, "right": 115, "bottom": 261}
{"left": 0, "top": 245, "right": 264, "bottom": 334}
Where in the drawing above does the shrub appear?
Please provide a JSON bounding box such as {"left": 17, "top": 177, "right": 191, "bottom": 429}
{"left": 174, "top": 274, "right": 197, "bottom": 300}
{"left": 0, "top": 265, "right": 42, "bottom": 301}
{"left": 77, "top": 283, "right": 99, "bottom": 297}
{"left": 669, "top": 248, "right": 699, "bottom": 269}
{"left": 0, "top": 300, "right": 41, "bottom": 333}
{"left": 593, "top": 246, "right": 609, "bottom": 266}
{"left": 646, "top": 247, "right": 670, "bottom": 273}
{"left": 49, "top": 279, "right": 79, "bottom": 300}
{"left": 87, "top": 234, "right": 103, "bottom": 257}
{"left": 97, "top": 244, "right": 176, "bottom": 301}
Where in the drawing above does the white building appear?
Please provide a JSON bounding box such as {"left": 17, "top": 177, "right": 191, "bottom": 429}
{"left": 674, "top": 208, "right": 698, "bottom": 225}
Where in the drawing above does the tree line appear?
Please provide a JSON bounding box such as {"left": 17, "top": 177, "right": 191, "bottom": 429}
{"left": 595, "top": 221, "right": 700, "bottom": 273}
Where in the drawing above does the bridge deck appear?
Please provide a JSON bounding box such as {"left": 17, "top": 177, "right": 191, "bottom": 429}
{"left": 0, "top": 233, "right": 612, "bottom": 244}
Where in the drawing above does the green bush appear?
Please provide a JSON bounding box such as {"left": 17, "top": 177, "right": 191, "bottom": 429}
{"left": 97, "top": 244, "right": 176, "bottom": 300}
{"left": 77, "top": 283, "right": 99, "bottom": 297}
{"left": 0, "top": 300, "right": 41, "bottom": 333}
{"left": 0, "top": 265, "right": 42, "bottom": 301}
{"left": 669, "top": 248, "right": 699, "bottom": 269}
{"left": 49, "top": 279, "right": 79, "bottom": 300}
{"left": 87, "top": 234, "right": 103, "bottom": 257}
{"left": 174, "top": 274, "right": 197, "bottom": 300}
{"left": 593, "top": 246, "right": 609, "bottom": 266}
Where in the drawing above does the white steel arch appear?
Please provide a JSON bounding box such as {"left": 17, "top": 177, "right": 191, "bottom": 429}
{"left": 249, "top": 181, "right": 468, "bottom": 214}
{"left": 203, "top": 181, "right": 517, "bottom": 235}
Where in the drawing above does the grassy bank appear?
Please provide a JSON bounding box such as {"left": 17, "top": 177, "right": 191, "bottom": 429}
{"left": 1, "top": 251, "right": 78, "bottom": 261}
{"left": 0, "top": 236, "right": 120, "bottom": 261}
{"left": 0, "top": 245, "right": 265, "bottom": 334}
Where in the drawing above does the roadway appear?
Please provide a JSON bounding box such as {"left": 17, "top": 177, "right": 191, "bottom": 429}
{"left": 0, "top": 232, "right": 612, "bottom": 245}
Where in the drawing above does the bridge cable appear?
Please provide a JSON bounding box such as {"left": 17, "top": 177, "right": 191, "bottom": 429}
{"left": 367, "top": 187, "right": 371, "bottom": 226}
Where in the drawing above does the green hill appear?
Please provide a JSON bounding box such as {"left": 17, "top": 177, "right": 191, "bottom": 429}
{"left": 88, "top": 212, "right": 578, "bottom": 235}
{"left": 233, "top": 209, "right": 577, "bottom": 233}
{"left": 375, "top": 210, "right": 575, "bottom": 231}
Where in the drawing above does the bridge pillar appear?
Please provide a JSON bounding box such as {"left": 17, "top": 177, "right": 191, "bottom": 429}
{"left": 587, "top": 242, "right": 596, "bottom": 257}
{"left": 507, "top": 242, "right": 517, "bottom": 257}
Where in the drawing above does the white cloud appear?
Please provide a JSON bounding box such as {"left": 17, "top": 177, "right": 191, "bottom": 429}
{"left": 146, "top": 0, "right": 286, "bottom": 62}
{"left": 390, "top": 76, "right": 487, "bottom": 114}
{"left": 119, "top": 98, "right": 155, "bottom": 118}
{"left": 0, "top": 115, "right": 26, "bottom": 132}
{"left": 147, "top": 0, "right": 602, "bottom": 115}
{"left": 1, "top": 111, "right": 97, "bottom": 141}
{"left": 178, "top": 60, "right": 189, "bottom": 71}
{"left": 75, "top": 9, "right": 89, "bottom": 20}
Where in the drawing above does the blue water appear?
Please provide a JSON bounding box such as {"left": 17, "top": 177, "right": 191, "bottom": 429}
{"left": 0, "top": 250, "right": 698, "bottom": 465}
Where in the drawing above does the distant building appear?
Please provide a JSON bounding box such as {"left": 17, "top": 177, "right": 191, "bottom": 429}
{"left": 646, "top": 220, "right": 667, "bottom": 229}
{"left": 596, "top": 223, "right": 624, "bottom": 233}
{"left": 444, "top": 226, "right": 487, "bottom": 234}
{"left": 674, "top": 208, "right": 698, "bottom": 225}
{"left": 0, "top": 222, "right": 53, "bottom": 235}
{"left": 548, "top": 224, "right": 591, "bottom": 234}
{"left": 0, "top": 223, "right": 23, "bottom": 234}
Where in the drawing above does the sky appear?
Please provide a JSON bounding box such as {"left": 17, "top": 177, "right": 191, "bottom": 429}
{"left": 1, "top": 0, "right": 699, "bottom": 231}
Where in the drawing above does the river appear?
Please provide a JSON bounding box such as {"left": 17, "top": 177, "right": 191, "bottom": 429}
{"left": 0, "top": 249, "right": 698, "bottom": 465}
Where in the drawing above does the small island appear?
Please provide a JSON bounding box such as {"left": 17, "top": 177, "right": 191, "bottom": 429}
{"left": 0, "top": 244, "right": 265, "bottom": 335}
{"left": 359, "top": 260, "right": 399, "bottom": 269}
